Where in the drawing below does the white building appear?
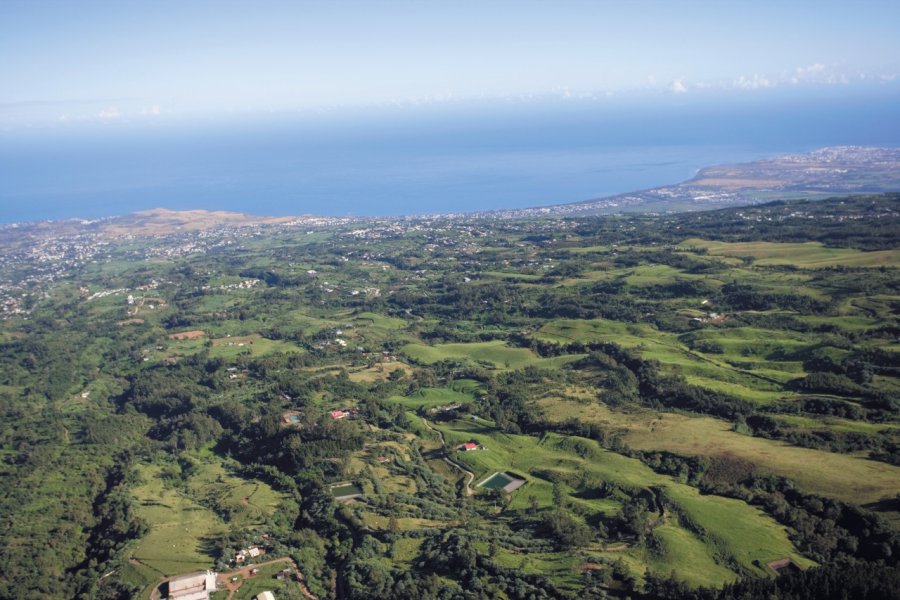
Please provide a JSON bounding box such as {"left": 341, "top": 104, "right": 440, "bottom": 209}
{"left": 166, "top": 570, "right": 217, "bottom": 600}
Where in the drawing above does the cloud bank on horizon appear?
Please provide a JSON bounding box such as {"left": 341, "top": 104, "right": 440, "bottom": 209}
{"left": 1, "top": 0, "right": 899, "bottom": 128}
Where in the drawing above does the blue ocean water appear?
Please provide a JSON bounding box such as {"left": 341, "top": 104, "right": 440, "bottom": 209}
{"left": 1, "top": 88, "right": 899, "bottom": 222}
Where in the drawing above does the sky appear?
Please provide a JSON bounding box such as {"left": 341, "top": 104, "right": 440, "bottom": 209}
{"left": 1, "top": 0, "right": 899, "bottom": 129}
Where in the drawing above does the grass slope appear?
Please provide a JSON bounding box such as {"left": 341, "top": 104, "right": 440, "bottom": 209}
{"left": 679, "top": 239, "right": 900, "bottom": 268}
{"left": 538, "top": 397, "right": 900, "bottom": 507}
{"left": 432, "top": 417, "right": 809, "bottom": 584}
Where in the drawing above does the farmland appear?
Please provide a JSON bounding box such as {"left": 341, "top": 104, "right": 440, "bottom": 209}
{"left": 537, "top": 397, "right": 900, "bottom": 506}
{"left": 124, "top": 458, "right": 286, "bottom": 585}
{"left": 431, "top": 415, "right": 811, "bottom": 586}
{"left": 401, "top": 340, "right": 584, "bottom": 370}
{"left": 0, "top": 195, "right": 898, "bottom": 599}
{"left": 678, "top": 238, "right": 900, "bottom": 268}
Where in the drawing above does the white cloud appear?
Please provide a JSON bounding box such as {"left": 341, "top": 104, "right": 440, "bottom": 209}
{"left": 733, "top": 74, "right": 772, "bottom": 90}
{"left": 97, "top": 106, "right": 121, "bottom": 119}
{"left": 795, "top": 63, "right": 825, "bottom": 76}
{"left": 141, "top": 104, "right": 162, "bottom": 116}
{"left": 670, "top": 79, "right": 687, "bottom": 94}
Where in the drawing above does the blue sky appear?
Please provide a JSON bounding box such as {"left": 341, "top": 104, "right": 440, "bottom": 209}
{"left": 1, "top": 0, "right": 899, "bottom": 128}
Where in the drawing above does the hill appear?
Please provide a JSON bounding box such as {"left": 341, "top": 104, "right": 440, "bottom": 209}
{"left": 0, "top": 194, "right": 898, "bottom": 599}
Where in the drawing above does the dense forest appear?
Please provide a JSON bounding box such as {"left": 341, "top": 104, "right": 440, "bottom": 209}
{"left": 0, "top": 194, "right": 898, "bottom": 599}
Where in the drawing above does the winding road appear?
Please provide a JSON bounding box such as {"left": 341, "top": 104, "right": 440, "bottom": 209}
{"left": 421, "top": 417, "right": 476, "bottom": 496}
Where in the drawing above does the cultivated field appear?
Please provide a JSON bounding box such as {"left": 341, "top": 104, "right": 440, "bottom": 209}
{"left": 431, "top": 416, "right": 810, "bottom": 585}
{"left": 538, "top": 397, "right": 900, "bottom": 507}
{"left": 678, "top": 238, "right": 900, "bottom": 268}
{"left": 402, "top": 340, "right": 584, "bottom": 370}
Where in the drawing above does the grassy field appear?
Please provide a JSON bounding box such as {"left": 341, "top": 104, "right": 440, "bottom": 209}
{"left": 386, "top": 386, "right": 476, "bottom": 410}
{"left": 128, "top": 464, "right": 225, "bottom": 577}
{"left": 347, "top": 360, "right": 413, "bottom": 383}
{"left": 128, "top": 459, "right": 286, "bottom": 579}
{"left": 391, "top": 537, "right": 424, "bottom": 566}
{"left": 537, "top": 397, "right": 900, "bottom": 507}
{"left": 642, "top": 523, "right": 737, "bottom": 587}
{"left": 678, "top": 238, "right": 900, "bottom": 268}
{"left": 401, "top": 340, "right": 584, "bottom": 370}
{"left": 352, "top": 311, "right": 409, "bottom": 330}
{"left": 184, "top": 460, "right": 285, "bottom": 528}
{"left": 210, "top": 334, "right": 303, "bottom": 358}
{"left": 491, "top": 548, "right": 584, "bottom": 591}
{"left": 432, "top": 417, "right": 810, "bottom": 583}
{"left": 536, "top": 319, "right": 795, "bottom": 403}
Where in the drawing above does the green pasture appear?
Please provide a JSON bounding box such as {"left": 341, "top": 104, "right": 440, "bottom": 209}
{"left": 797, "top": 315, "right": 884, "bottom": 331}
{"left": 775, "top": 414, "right": 900, "bottom": 436}
{"left": 431, "top": 417, "right": 809, "bottom": 582}
{"left": 621, "top": 264, "right": 709, "bottom": 287}
{"left": 536, "top": 319, "right": 795, "bottom": 403}
{"left": 391, "top": 538, "right": 425, "bottom": 565}
{"left": 184, "top": 460, "right": 285, "bottom": 528}
{"left": 678, "top": 238, "right": 900, "bottom": 268}
{"left": 352, "top": 311, "right": 408, "bottom": 330}
{"left": 641, "top": 523, "right": 737, "bottom": 587}
{"left": 209, "top": 334, "right": 303, "bottom": 359}
{"left": 129, "top": 459, "right": 285, "bottom": 579}
{"left": 491, "top": 548, "right": 583, "bottom": 591}
{"left": 448, "top": 378, "right": 486, "bottom": 395}
{"left": 387, "top": 386, "right": 476, "bottom": 410}
{"left": 537, "top": 397, "right": 900, "bottom": 507}
{"left": 129, "top": 464, "right": 225, "bottom": 576}
{"left": 401, "top": 340, "right": 583, "bottom": 370}
{"left": 480, "top": 270, "right": 543, "bottom": 281}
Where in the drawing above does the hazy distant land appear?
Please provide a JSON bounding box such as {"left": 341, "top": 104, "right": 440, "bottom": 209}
{"left": 488, "top": 146, "right": 900, "bottom": 217}
{"left": 2, "top": 147, "right": 899, "bottom": 240}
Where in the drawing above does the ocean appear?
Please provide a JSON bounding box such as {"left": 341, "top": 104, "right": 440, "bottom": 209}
{"left": 2, "top": 87, "right": 899, "bottom": 222}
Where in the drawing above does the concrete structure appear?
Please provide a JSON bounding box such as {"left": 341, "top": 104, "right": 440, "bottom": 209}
{"left": 256, "top": 592, "right": 276, "bottom": 600}
{"left": 166, "top": 571, "right": 217, "bottom": 600}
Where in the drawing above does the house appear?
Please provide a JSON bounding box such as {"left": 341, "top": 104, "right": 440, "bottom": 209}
{"left": 256, "top": 592, "right": 276, "bottom": 600}
{"left": 460, "top": 442, "right": 479, "bottom": 452}
{"left": 235, "top": 546, "right": 264, "bottom": 563}
{"left": 330, "top": 409, "right": 349, "bottom": 420}
{"left": 165, "top": 570, "right": 217, "bottom": 600}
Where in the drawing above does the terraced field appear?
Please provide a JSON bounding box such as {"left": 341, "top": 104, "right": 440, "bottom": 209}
{"left": 431, "top": 416, "right": 811, "bottom": 585}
